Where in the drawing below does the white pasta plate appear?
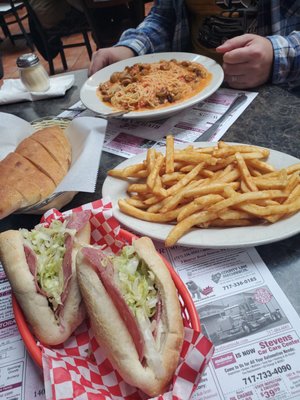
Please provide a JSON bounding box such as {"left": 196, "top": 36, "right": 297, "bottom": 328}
{"left": 80, "top": 52, "right": 224, "bottom": 120}
{"left": 102, "top": 142, "right": 300, "bottom": 249}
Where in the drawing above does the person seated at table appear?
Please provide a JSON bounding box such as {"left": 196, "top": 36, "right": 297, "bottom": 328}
{"left": 27, "top": 0, "right": 89, "bottom": 61}
{"left": 28, "top": 0, "right": 85, "bottom": 30}
{"left": 88, "top": 0, "right": 300, "bottom": 90}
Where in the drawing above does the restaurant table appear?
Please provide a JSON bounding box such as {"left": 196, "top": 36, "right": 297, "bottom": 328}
{"left": 1, "top": 68, "right": 300, "bottom": 317}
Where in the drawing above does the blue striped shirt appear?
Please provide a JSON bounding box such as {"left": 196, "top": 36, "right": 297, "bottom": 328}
{"left": 116, "top": 0, "right": 300, "bottom": 87}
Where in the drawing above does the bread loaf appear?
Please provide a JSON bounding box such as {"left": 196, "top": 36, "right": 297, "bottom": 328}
{"left": 0, "top": 126, "right": 71, "bottom": 219}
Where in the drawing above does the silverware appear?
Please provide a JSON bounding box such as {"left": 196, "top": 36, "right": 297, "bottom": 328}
{"left": 93, "top": 110, "right": 130, "bottom": 120}
{"left": 60, "top": 108, "right": 129, "bottom": 120}
{"left": 200, "top": 93, "right": 248, "bottom": 142}
{"left": 61, "top": 107, "right": 87, "bottom": 112}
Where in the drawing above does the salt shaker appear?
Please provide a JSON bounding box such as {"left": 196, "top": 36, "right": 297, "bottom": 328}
{"left": 16, "top": 53, "right": 50, "bottom": 92}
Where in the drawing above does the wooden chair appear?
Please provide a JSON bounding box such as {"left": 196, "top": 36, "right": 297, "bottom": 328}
{"left": 0, "top": 0, "right": 33, "bottom": 50}
{"left": 22, "top": 0, "right": 93, "bottom": 75}
{"left": 82, "top": 0, "right": 145, "bottom": 48}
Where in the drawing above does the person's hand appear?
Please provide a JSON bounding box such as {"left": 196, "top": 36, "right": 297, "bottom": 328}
{"left": 88, "top": 46, "right": 135, "bottom": 76}
{"left": 216, "top": 34, "right": 274, "bottom": 89}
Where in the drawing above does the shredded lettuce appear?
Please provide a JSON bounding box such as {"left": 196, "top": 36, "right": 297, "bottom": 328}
{"left": 111, "top": 245, "right": 164, "bottom": 375}
{"left": 21, "top": 220, "right": 75, "bottom": 310}
{"left": 112, "top": 245, "right": 158, "bottom": 320}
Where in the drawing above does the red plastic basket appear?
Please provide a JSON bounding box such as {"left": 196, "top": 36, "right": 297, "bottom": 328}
{"left": 12, "top": 229, "right": 200, "bottom": 369}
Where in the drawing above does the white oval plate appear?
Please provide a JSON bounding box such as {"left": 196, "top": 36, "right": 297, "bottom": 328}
{"left": 80, "top": 52, "right": 224, "bottom": 120}
{"left": 102, "top": 142, "right": 300, "bottom": 249}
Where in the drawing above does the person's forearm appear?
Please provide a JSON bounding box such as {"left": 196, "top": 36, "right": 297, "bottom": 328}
{"left": 115, "top": 1, "right": 177, "bottom": 55}
{"left": 268, "top": 31, "right": 300, "bottom": 86}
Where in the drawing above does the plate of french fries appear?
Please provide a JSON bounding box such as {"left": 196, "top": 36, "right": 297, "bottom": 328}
{"left": 103, "top": 137, "right": 300, "bottom": 248}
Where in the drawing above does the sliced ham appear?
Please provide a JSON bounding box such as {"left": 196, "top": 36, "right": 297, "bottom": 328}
{"left": 60, "top": 210, "right": 92, "bottom": 304}
{"left": 66, "top": 210, "right": 91, "bottom": 231}
{"left": 24, "top": 245, "right": 48, "bottom": 297}
{"left": 24, "top": 210, "right": 92, "bottom": 315}
{"left": 81, "top": 247, "right": 145, "bottom": 361}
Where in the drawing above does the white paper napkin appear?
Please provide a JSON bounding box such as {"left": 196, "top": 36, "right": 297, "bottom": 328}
{"left": 0, "top": 112, "right": 106, "bottom": 193}
{"left": 0, "top": 74, "right": 74, "bottom": 105}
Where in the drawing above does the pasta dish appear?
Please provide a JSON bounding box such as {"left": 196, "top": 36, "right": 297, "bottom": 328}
{"left": 97, "top": 59, "right": 212, "bottom": 112}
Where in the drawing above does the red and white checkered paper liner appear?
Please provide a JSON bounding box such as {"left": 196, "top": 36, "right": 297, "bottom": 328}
{"left": 39, "top": 198, "right": 214, "bottom": 400}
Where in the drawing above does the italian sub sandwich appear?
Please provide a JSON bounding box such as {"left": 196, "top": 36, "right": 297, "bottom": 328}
{"left": 76, "top": 236, "right": 184, "bottom": 397}
{"left": 0, "top": 210, "right": 91, "bottom": 345}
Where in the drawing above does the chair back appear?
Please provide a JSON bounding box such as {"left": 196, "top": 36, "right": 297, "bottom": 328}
{"left": 0, "top": 0, "right": 33, "bottom": 50}
{"left": 22, "top": 0, "right": 57, "bottom": 60}
{"left": 81, "top": 0, "right": 144, "bottom": 48}
{"left": 22, "top": 0, "right": 92, "bottom": 74}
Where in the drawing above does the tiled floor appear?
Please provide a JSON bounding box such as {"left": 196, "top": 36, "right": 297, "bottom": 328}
{"left": 0, "top": 2, "right": 153, "bottom": 85}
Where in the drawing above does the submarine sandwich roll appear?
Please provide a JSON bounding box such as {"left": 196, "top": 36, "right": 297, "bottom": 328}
{"left": 76, "top": 236, "right": 184, "bottom": 397}
{"left": 0, "top": 211, "right": 91, "bottom": 345}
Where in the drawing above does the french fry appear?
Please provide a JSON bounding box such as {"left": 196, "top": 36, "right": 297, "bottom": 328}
{"left": 235, "top": 152, "right": 258, "bottom": 192}
{"left": 183, "top": 182, "right": 240, "bottom": 199}
{"left": 240, "top": 152, "right": 270, "bottom": 160}
{"left": 146, "top": 148, "right": 156, "bottom": 174}
{"left": 126, "top": 198, "right": 149, "bottom": 209}
{"left": 147, "top": 152, "right": 164, "bottom": 190}
{"left": 284, "top": 173, "right": 300, "bottom": 195}
{"left": 143, "top": 194, "right": 168, "bottom": 206}
{"left": 160, "top": 180, "right": 200, "bottom": 213}
{"left": 218, "top": 209, "right": 253, "bottom": 220}
{"left": 240, "top": 180, "right": 251, "bottom": 193}
{"left": 213, "top": 144, "right": 269, "bottom": 158}
{"left": 131, "top": 170, "right": 149, "bottom": 179}
{"left": 165, "top": 135, "right": 175, "bottom": 174}
{"left": 147, "top": 196, "right": 172, "bottom": 213}
{"left": 247, "top": 158, "right": 275, "bottom": 173}
{"left": 108, "top": 165, "right": 146, "bottom": 179}
{"left": 166, "top": 162, "right": 204, "bottom": 196}
{"left": 177, "top": 194, "right": 223, "bottom": 222}
{"left": 127, "top": 183, "right": 149, "bottom": 194}
{"left": 153, "top": 174, "right": 168, "bottom": 197}
{"left": 286, "top": 163, "right": 300, "bottom": 175}
{"left": 165, "top": 210, "right": 218, "bottom": 247}
{"left": 118, "top": 199, "right": 183, "bottom": 222}
{"left": 237, "top": 197, "right": 300, "bottom": 217}
{"left": 161, "top": 172, "right": 186, "bottom": 184}
{"left": 254, "top": 178, "right": 288, "bottom": 190}
{"left": 247, "top": 166, "right": 263, "bottom": 177}
{"left": 198, "top": 169, "right": 215, "bottom": 177}
{"left": 178, "top": 164, "right": 195, "bottom": 173}
{"left": 207, "top": 190, "right": 288, "bottom": 214}
{"left": 174, "top": 151, "right": 216, "bottom": 164}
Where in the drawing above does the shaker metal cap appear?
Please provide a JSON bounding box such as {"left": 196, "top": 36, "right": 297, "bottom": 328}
{"left": 16, "top": 53, "right": 40, "bottom": 68}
